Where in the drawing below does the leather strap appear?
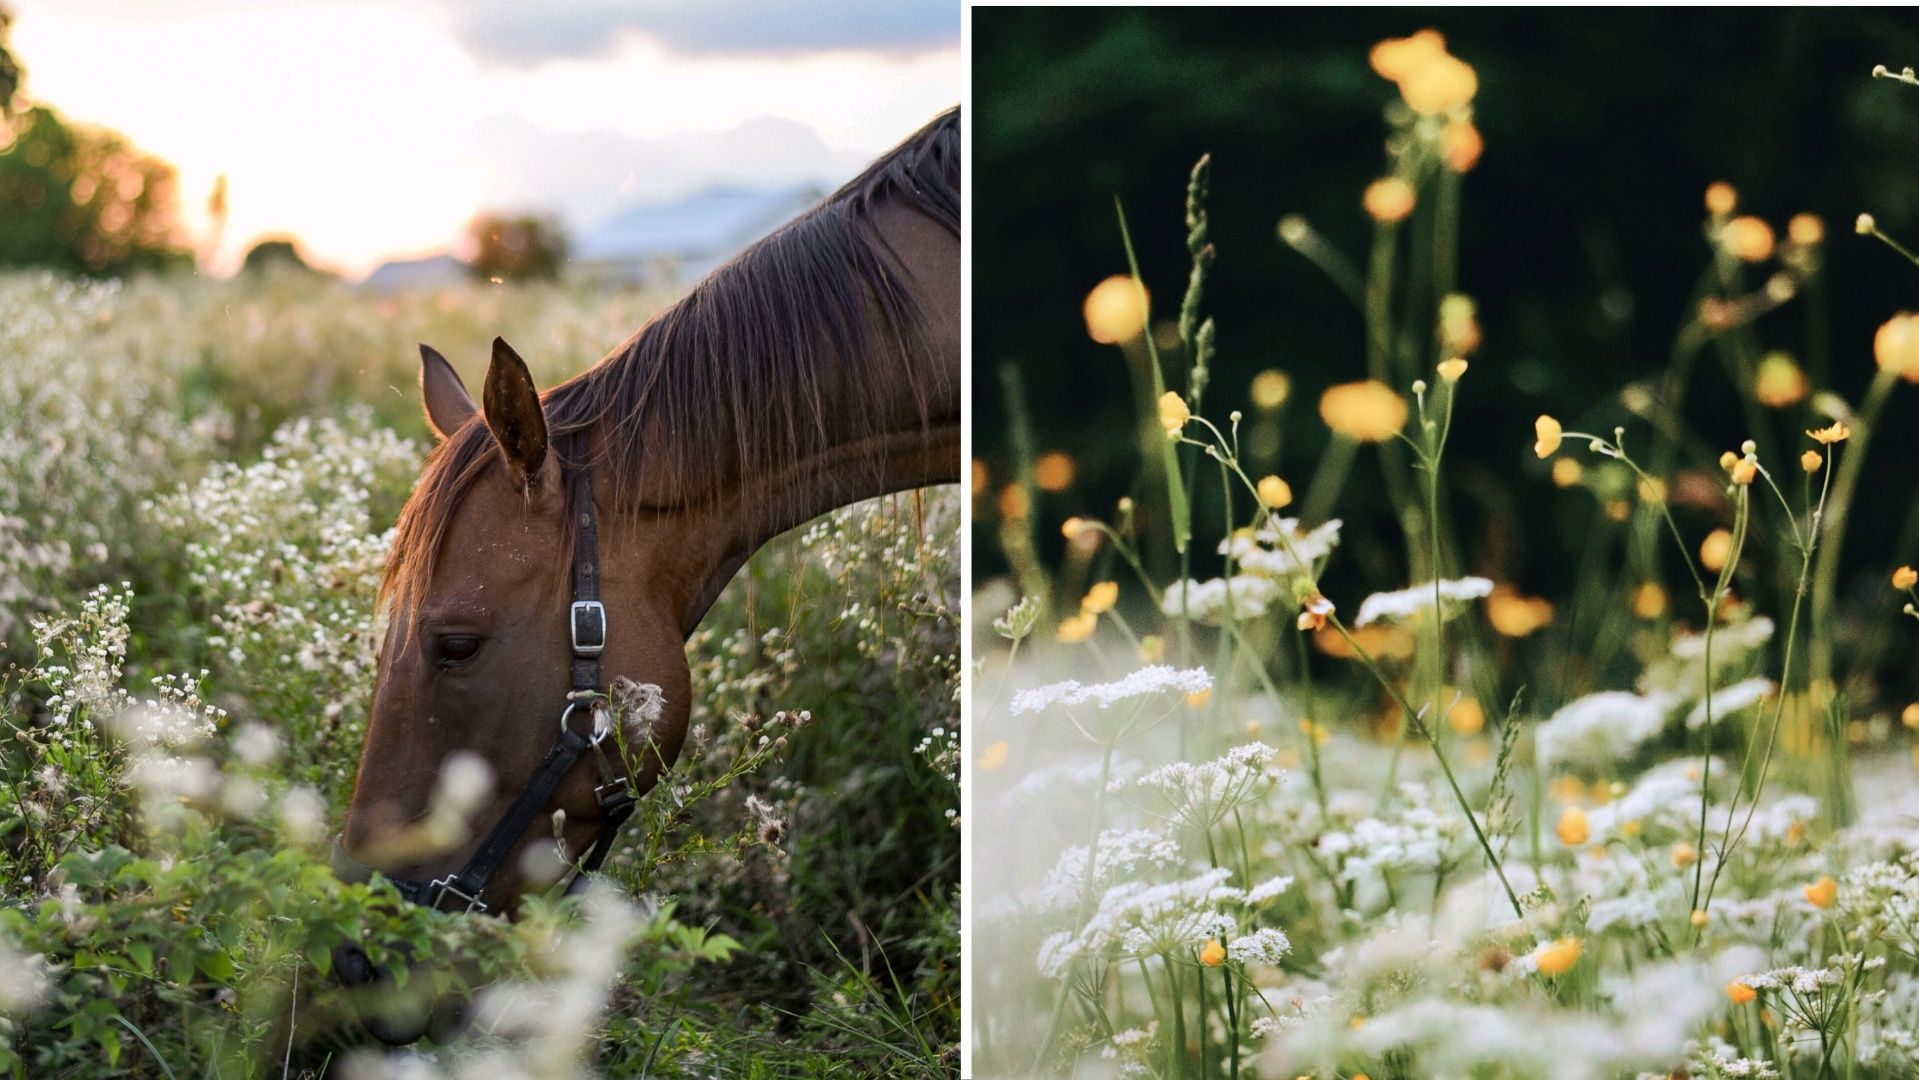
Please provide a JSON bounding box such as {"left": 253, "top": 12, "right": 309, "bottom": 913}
{"left": 334, "top": 458, "right": 638, "bottom": 915}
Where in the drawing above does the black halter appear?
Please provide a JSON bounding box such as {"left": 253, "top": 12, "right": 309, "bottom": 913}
{"left": 332, "top": 464, "right": 637, "bottom": 914}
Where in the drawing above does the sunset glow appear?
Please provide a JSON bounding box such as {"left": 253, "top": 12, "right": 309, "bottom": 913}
{"left": 10, "top": 1, "right": 958, "bottom": 277}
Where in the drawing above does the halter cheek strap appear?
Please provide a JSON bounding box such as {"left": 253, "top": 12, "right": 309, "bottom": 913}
{"left": 332, "top": 464, "right": 638, "bottom": 914}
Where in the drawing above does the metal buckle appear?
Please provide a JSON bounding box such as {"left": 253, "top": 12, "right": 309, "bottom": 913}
{"left": 560, "top": 701, "right": 611, "bottom": 746}
{"left": 570, "top": 600, "right": 607, "bottom": 656}
{"left": 428, "top": 876, "right": 488, "bottom": 914}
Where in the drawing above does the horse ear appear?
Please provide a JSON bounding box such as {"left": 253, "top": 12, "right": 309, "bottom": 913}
{"left": 482, "top": 336, "right": 548, "bottom": 488}
{"left": 419, "top": 344, "right": 477, "bottom": 441}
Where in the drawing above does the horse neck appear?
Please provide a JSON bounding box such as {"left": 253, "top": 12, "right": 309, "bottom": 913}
{"left": 615, "top": 194, "right": 959, "bottom": 637}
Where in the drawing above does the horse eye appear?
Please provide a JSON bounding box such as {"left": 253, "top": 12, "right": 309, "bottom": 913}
{"left": 438, "top": 635, "right": 482, "bottom": 666}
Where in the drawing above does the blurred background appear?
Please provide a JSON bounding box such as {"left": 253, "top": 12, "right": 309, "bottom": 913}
{"left": 972, "top": 7, "right": 1919, "bottom": 668}
{"left": 0, "top": 0, "right": 955, "bottom": 283}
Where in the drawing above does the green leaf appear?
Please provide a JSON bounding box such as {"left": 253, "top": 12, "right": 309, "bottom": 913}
{"left": 127, "top": 943, "right": 153, "bottom": 975}
{"left": 305, "top": 941, "right": 333, "bottom": 977}
{"left": 194, "top": 950, "right": 234, "bottom": 982}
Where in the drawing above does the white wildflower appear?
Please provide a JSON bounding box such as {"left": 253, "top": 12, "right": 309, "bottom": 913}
{"left": 1354, "top": 576, "right": 1493, "bottom": 627}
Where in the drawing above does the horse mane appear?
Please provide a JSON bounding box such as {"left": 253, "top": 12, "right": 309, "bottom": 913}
{"left": 379, "top": 107, "right": 959, "bottom": 621}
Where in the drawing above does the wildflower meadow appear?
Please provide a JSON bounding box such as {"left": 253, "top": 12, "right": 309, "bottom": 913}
{"left": 973, "top": 29, "right": 1919, "bottom": 1080}
{"left": 0, "top": 270, "right": 959, "bottom": 1076}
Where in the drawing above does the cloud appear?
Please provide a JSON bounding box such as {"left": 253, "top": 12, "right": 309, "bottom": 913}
{"left": 441, "top": 0, "right": 957, "bottom": 66}
{"left": 465, "top": 113, "right": 867, "bottom": 233}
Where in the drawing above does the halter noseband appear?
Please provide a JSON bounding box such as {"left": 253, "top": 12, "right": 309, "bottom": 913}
{"left": 332, "top": 463, "right": 637, "bottom": 914}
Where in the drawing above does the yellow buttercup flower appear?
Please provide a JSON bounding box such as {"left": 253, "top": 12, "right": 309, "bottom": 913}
{"left": 1704, "top": 181, "right": 1738, "bottom": 216}
{"left": 1297, "top": 593, "right": 1335, "bottom": 632}
{"left": 1807, "top": 422, "right": 1850, "bottom": 445}
{"left": 1487, "top": 587, "right": 1553, "bottom": 637}
{"left": 1532, "top": 937, "right": 1581, "bottom": 976}
{"left": 1754, "top": 353, "right": 1808, "bottom": 407}
{"left": 1369, "top": 30, "right": 1477, "bottom": 114}
{"left": 1672, "top": 842, "right": 1699, "bottom": 869}
{"left": 1731, "top": 458, "right": 1757, "bottom": 486}
{"left": 970, "top": 459, "right": 988, "bottom": 497}
{"left": 1082, "top": 581, "right": 1119, "bottom": 615}
{"left": 1556, "top": 806, "right": 1590, "bottom": 846}
{"left": 1804, "top": 875, "right": 1837, "bottom": 908}
{"left": 1788, "top": 213, "right": 1825, "bottom": 246}
{"left": 1876, "top": 313, "right": 1919, "bottom": 382}
{"left": 1033, "top": 450, "right": 1075, "bottom": 492}
{"left": 1533, "top": 414, "right": 1563, "bottom": 459}
{"left": 1320, "top": 381, "right": 1408, "bottom": 442}
{"left": 1397, "top": 52, "right": 1477, "bottom": 115}
{"left": 1894, "top": 566, "right": 1918, "bottom": 590}
{"left": 1158, "top": 391, "right": 1191, "bottom": 436}
{"left": 1551, "top": 458, "right": 1583, "bottom": 487}
{"left": 998, "top": 484, "right": 1030, "bottom": 521}
{"left": 1057, "top": 612, "right": 1097, "bottom": 643}
{"left": 1690, "top": 909, "right": 1709, "bottom": 929}
{"left": 1084, "top": 275, "right": 1148, "bottom": 344}
{"left": 1633, "top": 582, "right": 1668, "bottom": 619}
{"left": 1250, "top": 368, "right": 1291, "bottom": 409}
{"left": 1722, "top": 216, "right": 1776, "bottom": 262}
{"left": 975, "top": 741, "right": 1009, "bottom": 772}
{"left": 1728, "top": 981, "right": 1758, "bottom": 1005}
{"left": 1442, "top": 119, "right": 1483, "bottom": 172}
{"left": 1363, "top": 177, "right": 1417, "bottom": 223}
{"left": 1257, "top": 475, "right": 1294, "bottom": 509}
{"left": 1369, "top": 29, "right": 1448, "bottom": 80}
{"left": 1437, "top": 357, "right": 1469, "bottom": 382}
{"left": 1903, "top": 702, "right": 1919, "bottom": 730}
{"left": 1184, "top": 687, "right": 1213, "bottom": 709}
{"left": 1801, "top": 450, "right": 1822, "bottom": 473}
{"left": 1447, "top": 694, "right": 1485, "bottom": 735}
{"left": 1199, "top": 938, "right": 1226, "bottom": 966}
{"left": 1700, "top": 529, "right": 1733, "bottom": 573}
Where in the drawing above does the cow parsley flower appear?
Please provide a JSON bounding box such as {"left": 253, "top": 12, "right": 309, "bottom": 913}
{"left": 1354, "top": 576, "right": 1493, "bottom": 627}
{"left": 1010, "top": 666, "right": 1214, "bottom": 716}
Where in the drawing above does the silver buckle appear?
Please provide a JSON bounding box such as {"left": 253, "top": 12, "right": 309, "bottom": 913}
{"left": 429, "top": 876, "right": 488, "bottom": 914}
{"left": 570, "top": 600, "right": 607, "bottom": 656}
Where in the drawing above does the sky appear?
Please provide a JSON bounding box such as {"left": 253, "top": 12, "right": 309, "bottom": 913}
{"left": 8, "top": 0, "right": 959, "bottom": 277}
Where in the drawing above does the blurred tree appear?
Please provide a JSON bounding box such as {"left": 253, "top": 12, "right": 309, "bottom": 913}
{"left": 0, "top": 6, "right": 22, "bottom": 117}
{"left": 240, "top": 235, "right": 322, "bottom": 276}
{"left": 468, "top": 212, "right": 568, "bottom": 282}
{"left": 0, "top": 3, "right": 189, "bottom": 276}
{"left": 0, "top": 106, "right": 191, "bottom": 276}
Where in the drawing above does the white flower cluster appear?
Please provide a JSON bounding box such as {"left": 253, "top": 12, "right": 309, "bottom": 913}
{"left": 1011, "top": 666, "right": 1213, "bottom": 716}
{"left": 0, "top": 276, "right": 225, "bottom": 641}
{"left": 1220, "top": 517, "right": 1344, "bottom": 577}
{"left": 1318, "top": 784, "right": 1469, "bottom": 906}
{"left": 1034, "top": 828, "right": 1181, "bottom": 913}
{"left": 1131, "top": 742, "right": 1284, "bottom": 827}
{"left": 1353, "top": 576, "right": 1493, "bottom": 627}
{"left": 1159, "top": 574, "right": 1280, "bottom": 622}
{"left": 1535, "top": 690, "right": 1675, "bottom": 771}
{"left": 149, "top": 410, "right": 418, "bottom": 779}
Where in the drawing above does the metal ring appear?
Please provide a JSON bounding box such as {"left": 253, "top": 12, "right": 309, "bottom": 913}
{"left": 559, "top": 701, "right": 611, "bottom": 746}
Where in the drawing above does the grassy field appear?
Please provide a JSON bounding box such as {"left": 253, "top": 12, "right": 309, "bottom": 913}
{"left": 972, "top": 35, "right": 1919, "bottom": 1080}
{"left": 0, "top": 270, "right": 958, "bottom": 1077}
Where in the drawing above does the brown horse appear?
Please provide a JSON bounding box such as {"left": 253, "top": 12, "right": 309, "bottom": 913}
{"left": 336, "top": 109, "right": 958, "bottom": 922}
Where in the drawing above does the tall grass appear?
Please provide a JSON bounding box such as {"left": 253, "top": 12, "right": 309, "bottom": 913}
{"left": 974, "top": 35, "right": 1919, "bottom": 1079}
{"left": 0, "top": 271, "right": 958, "bottom": 1077}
